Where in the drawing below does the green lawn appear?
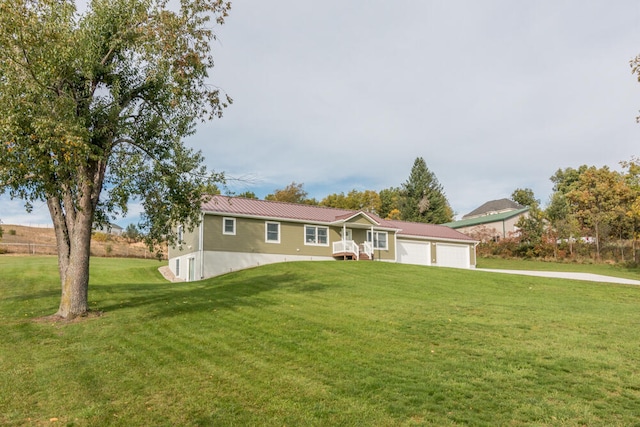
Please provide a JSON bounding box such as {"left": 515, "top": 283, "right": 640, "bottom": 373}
{"left": 2, "top": 256, "right": 640, "bottom": 426}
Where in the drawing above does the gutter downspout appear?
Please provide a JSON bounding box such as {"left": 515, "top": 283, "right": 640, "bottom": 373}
{"left": 199, "top": 212, "right": 205, "bottom": 280}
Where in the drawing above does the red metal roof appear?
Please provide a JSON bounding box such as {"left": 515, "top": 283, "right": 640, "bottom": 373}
{"left": 382, "top": 219, "right": 476, "bottom": 242}
{"left": 202, "top": 195, "right": 475, "bottom": 242}
{"left": 202, "top": 195, "right": 358, "bottom": 223}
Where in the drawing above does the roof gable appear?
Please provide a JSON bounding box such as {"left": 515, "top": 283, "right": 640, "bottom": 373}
{"left": 336, "top": 212, "right": 380, "bottom": 226}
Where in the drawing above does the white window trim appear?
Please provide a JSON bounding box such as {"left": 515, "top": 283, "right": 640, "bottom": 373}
{"left": 304, "top": 225, "right": 329, "bottom": 246}
{"left": 223, "top": 217, "right": 236, "bottom": 235}
{"left": 367, "top": 230, "right": 388, "bottom": 250}
{"left": 265, "top": 221, "right": 281, "bottom": 243}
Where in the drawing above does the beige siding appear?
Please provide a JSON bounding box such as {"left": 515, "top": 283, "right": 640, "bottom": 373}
{"left": 374, "top": 232, "right": 395, "bottom": 261}
{"left": 203, "top": 215, "right": 340, "bottom": 257}
{"left": 469, "top": 244, "right": 477, "bottom": 266}
{"left": 201, "top": 214, "right": 396, "bottom": 260}
{"left": 456, "top": 213, "right": 527, "bottom": 241}
{"left": 168, "top": 224, "right": 200, "bottom": 258}
{"left": 347, "top": 216, "right": 375, "bottom": 226}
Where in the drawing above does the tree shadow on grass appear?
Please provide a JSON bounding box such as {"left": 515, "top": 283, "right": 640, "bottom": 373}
{"left": 2, "top": 289, "right": 59, "bottom": 303}
{"left": 95, "top": 272, "right": 331, "bottom": 318}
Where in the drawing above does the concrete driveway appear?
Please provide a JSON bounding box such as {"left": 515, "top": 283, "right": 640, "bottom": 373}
{"left": 478, "top": 269, "right": 640, "bottom": 286}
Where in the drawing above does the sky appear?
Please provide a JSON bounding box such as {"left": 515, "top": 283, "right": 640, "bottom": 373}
{"left": 2, "top": 0, "right": 640, "bottom": 227}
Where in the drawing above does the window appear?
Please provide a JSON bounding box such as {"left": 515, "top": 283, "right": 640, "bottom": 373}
{"left": 223, "top": 217, "right": 236, "bottom": 235}
{"left": 177, "top": 225, "right": 184, "bottom": 243}
{"left": 175, "top": 259, "right": 180, "bottom": 276}
{"left": 366, "top": 230, "right": 388, "bottom": 250}
{"left": 265, "top": 221, "right": 280, "bottom": 243}
{"left": 305, "top": 225, "right": 329, "bottom": 246}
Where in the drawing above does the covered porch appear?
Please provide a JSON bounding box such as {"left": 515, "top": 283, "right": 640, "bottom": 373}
{"left": 330, "top": 214, "right": 385, "bottom": 261}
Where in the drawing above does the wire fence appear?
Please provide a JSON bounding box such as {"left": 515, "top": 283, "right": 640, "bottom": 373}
{"left": 0, "top": 242, "right": 166, "bottom": 259}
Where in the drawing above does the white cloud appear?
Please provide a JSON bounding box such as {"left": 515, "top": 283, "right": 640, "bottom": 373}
{"left": 189, "top": 0, "right": 640, "bottom": 217}
{"left": 4, "top": 1, "right": 640, "bottom": 222}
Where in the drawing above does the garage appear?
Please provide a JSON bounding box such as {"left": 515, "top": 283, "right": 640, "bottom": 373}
{"left": 436, "top": 243, "right": 470, "bottom": 269}
{"left": 397, "top": 240, "right": 431, "bottom": 266}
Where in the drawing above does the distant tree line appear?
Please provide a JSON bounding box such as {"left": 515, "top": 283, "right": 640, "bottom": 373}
{"left": 252, "top": 157, "right": 454, "bottom": 224}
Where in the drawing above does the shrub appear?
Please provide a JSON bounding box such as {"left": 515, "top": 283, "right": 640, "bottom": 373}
{"left": 92, "top": 232, "right": 110, "bottom": 242}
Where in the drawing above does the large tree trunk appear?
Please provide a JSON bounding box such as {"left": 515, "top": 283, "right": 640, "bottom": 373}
{"left": 57, "top": 217, "right": 93, "bottom": 318}
{"left": 47, "top": 160, "right": 106, "bottom": 319}
{"left": 48, "top": 196, "right": 95, "bottom": 318}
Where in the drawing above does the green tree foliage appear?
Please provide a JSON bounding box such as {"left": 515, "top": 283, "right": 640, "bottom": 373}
{"left": 399, "top": 157, "right": 453, "bottom": 224}
{"left": 123, "top": 223, "right": 141, "bottom": 243}
{"left": 378, "top": 187, "right": 401, "bottom": 219}
{"left": 0, "top": 0, "right": 231, "bottom": 318}
{"left": 509, "top": 187, "right": 546, "bottom": 254}
{"left": 320, "top": 189, "right": 381, "bottom": 213}
{"left": 265, "top": 182, "right": 316, "bottom": 204}
{"left": 549, "top": 166, "right": 588, "bottom": 195}
{"left": 564, "top": 166, "right": 631, "bottom": 259}
{"left": 236, "top": 191, "right": 258, "bottom": 199}
{"left": 511, "top": 188, "right": 539, "bottom": 208}
{"left": 621, "top": 157, "right": 640, "bottom": 262}
{"left": 546, "top": 167, "right": 591, "bottom": 257}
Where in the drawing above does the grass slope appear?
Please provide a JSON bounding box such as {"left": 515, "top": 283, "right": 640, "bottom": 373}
{"left": 2, "top": 257, "right": 640, "bottom": 426}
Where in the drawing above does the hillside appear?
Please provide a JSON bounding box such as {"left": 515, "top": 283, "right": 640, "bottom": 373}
{"left": 2, "top": 258, "right": 640, "bottom": 425}
{"left": 0, "top": 224, "right": 165, "bottom": 259}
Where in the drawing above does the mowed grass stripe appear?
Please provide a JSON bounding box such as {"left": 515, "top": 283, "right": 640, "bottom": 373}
{"left": 2, "top": 256, "right": 640, "bottom": 425}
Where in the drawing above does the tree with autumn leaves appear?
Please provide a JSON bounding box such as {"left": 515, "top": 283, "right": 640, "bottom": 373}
{"left": 529, "top": 162, "right": 640, "bottom": 262}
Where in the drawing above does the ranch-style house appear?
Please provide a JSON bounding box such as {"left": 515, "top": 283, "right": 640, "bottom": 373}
{"left": 168, "top": 195, "right": 478, "bottom": 281}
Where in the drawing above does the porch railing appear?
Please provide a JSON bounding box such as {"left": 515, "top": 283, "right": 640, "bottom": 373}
{"left": 333, "top": 240, "right": 359, "bottom": 259}
{"left": 361, "top": 241, "right": 373, "bottom": 259}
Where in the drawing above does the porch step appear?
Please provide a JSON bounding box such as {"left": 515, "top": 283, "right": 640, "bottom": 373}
{"left": 333, "top": 252, "right": 356, "bottom": 260}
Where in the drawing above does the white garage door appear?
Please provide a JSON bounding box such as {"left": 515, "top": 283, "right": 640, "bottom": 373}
{"left": 436, "top": 244, "right": 470, "bottom": 269}
{"left": 397, "top": 240, "right": 430, "bottom": 266}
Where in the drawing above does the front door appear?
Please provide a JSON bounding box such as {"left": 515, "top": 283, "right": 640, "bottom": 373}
{"left": 344, "top": 229, "right": 353, "bottom": 241}
{"left": 188, "top": 257, "right": 195, "bottom": 281}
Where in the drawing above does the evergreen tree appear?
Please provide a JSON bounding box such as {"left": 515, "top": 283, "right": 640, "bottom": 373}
{"left": 399, "top": 157, "right": 453, "bottom": 224}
